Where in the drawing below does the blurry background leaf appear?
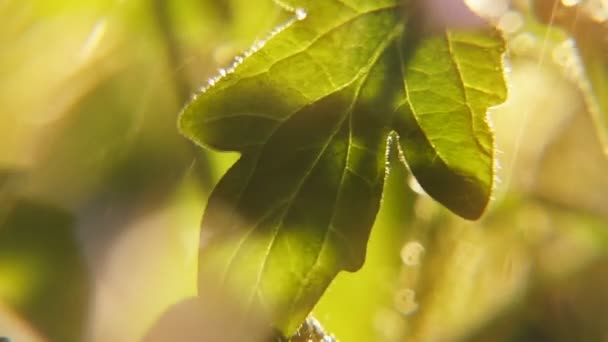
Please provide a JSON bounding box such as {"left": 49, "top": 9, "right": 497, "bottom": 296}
{"left": 532, "top": 0, "right": 608, "bottom": 154}
{"left": 0, "top": 0, "right": 217, "bottom": 340}
{"left": 0, "top": 0, "right": 283, "bottom": 339}
{"left": 0, "top": 307, "right": 44, "bottom": 342}
{"left": 0, "top": 199, "right": 89, "bottom": 342}
{"left": 466, "top": 200, "right": 608, "bottom": 342}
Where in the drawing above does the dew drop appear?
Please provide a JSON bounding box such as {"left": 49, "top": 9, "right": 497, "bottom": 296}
{"left": 253, "top": 40, "right": 265, "bottom": 51}
{"left": 219, "top": 68, "right": 227, "bottom": 77}
{"left": 408, "top": 176, "right": 426, "bottom": 196}
{"left": 295, "top": 8, "right": 308, "bottom": 20}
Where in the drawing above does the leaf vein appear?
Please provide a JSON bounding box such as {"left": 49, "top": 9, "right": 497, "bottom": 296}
{"left": 445, "top": 31, "right": 492, "bottom": 158}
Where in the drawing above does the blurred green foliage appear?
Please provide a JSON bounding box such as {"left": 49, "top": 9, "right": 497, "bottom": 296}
{"left": 1, "top": 0, "right": 607, "bottom": 341}
{"left": 0, "top": 199, "right": 89, "bottom": 342}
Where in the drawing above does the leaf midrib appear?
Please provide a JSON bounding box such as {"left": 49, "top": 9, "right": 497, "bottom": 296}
{"left": 271, "top": 29, "right": 406, "bottom": 324}
{"left": 445, "top": 31, "right": 493, "bottom": 159}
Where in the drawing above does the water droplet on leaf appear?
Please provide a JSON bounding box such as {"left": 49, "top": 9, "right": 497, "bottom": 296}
{"left": 295, "top": 8, "right": 308, "bottom": 20}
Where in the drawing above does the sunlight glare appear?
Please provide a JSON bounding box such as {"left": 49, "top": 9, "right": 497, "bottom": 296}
{"left": 79, "top": 18, "right": 108, "bottom": 63}
{"left": 465, "top": 0, "right": 509, "bottom": 19}
{"left": 584, "top": 0, "right": 608, "bottom": 22}
{"left": 498, "top": 11, "right": 524, "bottom": 33}
{"left": 562, "top": 0, "right": 582, "bottom": 6}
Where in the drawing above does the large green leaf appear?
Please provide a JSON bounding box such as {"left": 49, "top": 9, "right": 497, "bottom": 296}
{"left": 179, "top": 0, "right": 506, "bottom": 334}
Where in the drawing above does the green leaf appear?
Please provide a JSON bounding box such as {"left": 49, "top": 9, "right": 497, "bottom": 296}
{"left": 179, "top": 0, "right": 506, "bottom": 334}
{"left": 394, "top": 29, "right": 507, "bottom": 219}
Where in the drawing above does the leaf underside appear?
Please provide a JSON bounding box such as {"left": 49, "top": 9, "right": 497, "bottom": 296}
{"left": 179, "top": 0, "right": 506, "bottom": 334}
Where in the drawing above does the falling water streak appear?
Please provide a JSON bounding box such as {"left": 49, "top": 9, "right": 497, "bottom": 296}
{"left": 504, "top": 0, "right": 561, "bottom": 192}
{"left": 195, "top": 4, "right": 307, "bottom": 95}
